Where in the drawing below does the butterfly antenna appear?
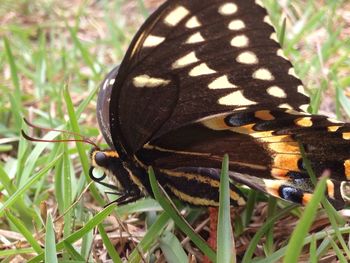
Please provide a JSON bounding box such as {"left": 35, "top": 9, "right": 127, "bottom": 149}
{"left": 22, "top": 118, "right": 99, "bottom": 148}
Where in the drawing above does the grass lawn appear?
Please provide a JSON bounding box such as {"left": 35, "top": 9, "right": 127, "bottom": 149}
{"left": 1, "top": 0, "right": 350, "bottom": 262}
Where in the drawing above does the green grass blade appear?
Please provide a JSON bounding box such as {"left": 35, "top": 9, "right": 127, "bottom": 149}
{"left": 5, "top": 211, "right": 43, "bottom": 254}
{"left": 283, "top": 177, "right": 327, "bottom": 263}
{"left": 241, "top": 205, "right": 297, "bottom": 263}
{"left": 62, "top": 146, "right": 73, "bottom": 240}
{"left": 3, "top": 37, "right": 21, "bottom": 105}
{"left": 128, "top": 212, "right": 170, "bottom": 263}
{"left": 264, "top": 197, "right": 277, "bottom": 255}
{"left": 62, "top": 84, "right": 104, "bottom": 205}
{"left": 45, "top": 213, "right": 58, "bottom": 263}
{"left": 309, "top": 234, "right": 317, "bottom": 263}
{"left": 62, "top": 241, "right": 85, "bottom": 261}
{"left": 159, "top": 230, "right": 188, "bottom": 263}
{"left": 97, "top": 223, "right": 122, "bottom": 263}
{"left": 66, "top": 24, "right": 99, "bottom": 78}
{"left": 19, "top": 130, "right": 60, "bottom": 188}
{"left": 259, "top": 226, "right": 350, "bottom": 263}
{"left": 0, "top": 154, "right": 62, "bottom": 216}
{"left": 0, "top": 164, "right": 16, "bottom": 195}
{"left": 0, "top": 248, "right": 36, "bottom": 257}
{"left": 28, "top": 204, "right": 116, "bottom": 263}
{"left": 217, "top": 154, "right": 235, "bottom": 263}
{"left": 115, "top": 198, "right": 162, "bottom": 217}
{"left": 327, "top": 236, "right": 348, "bottom": 263}
{"left": 148, "top": 167, "right": 216, "bottom": 262}
{"left": 242, "top": 191, "right": 257, "bottom": 228}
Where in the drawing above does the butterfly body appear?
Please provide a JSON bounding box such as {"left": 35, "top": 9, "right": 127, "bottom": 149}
{"left": 89, "top": 0, "right": 350, "bottom": 209}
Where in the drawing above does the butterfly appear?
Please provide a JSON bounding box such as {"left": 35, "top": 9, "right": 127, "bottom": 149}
{"left": 89, "top": 0, "right": 350, "bottom": 209}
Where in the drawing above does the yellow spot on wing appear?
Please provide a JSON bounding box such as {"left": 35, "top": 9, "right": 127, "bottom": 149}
{"left": 236, "top": 51, "right": 258, "bottom": 64}
{"left": 299, "top": 104, "right": 309, "bottom": 112}
{"left": 169, "top": 186, "right": 219, "bottom": 206}
{"left": 230, "top": 35, "right": 249, "bottom": 47}
{"left": 133, "top": 75, "right": 170, "bottom": 88}
{"left": 253, "top": 68, "right": 274, "bottom": 80}
{"left": 278, "top": 103, "right": 294, "bottom": 110}
{"left": 185, "top": 16, "right": 201, "bottom": 28}
{"left": 218, "top": 2, "right": 238, "bottom": 15}
{"left": 186, "top": 32, "right": 205, "bottom": 44}
{"left": 218, "top": 90, "right": 257, "bottom": 106}
{"left": 297, "top": 85, "right": 308, "bottom": 96}
{"left": 327, "top": 126, "right": 340, "bottom": 132}
{"left": 269, "top": 32, "right": 278, "bottom": 42}
{"left": 277, "top": 49, "right": 288, "bottom": 60}
{"left": 295, "top": 117, "right": 313, "bottom": 127}
{"left": 172, "top": 51, "right": 199, "bottom": 69}
{"left": 164, "top": 6, "right": 189, "bottom": 26}
{"left": 266, "top": 86, "right": 287, "bottom": 98}
{"left": 263, "top": 15, "right": 274, "bottom": 26}
{"left": 143, "top": 35, "right": 165, "bottom": 47}
{"left": 208, "top": 75, "right": 237, "bottom": 89}
{"left": 285, "top": 109, "right": 308, "bottom": 115}
{"left": 228, "top": 20, "right": 245, "bottom": 30}
{"left": 288, "top": 68, "right": 299, "bottom": 78}
{"left": 343, "top": 133, "right": 350, "bottom": 140}
{"left": 189, "top": 63, "right": 216, "bottom": 76}
{"left": 201, "top": 116, "right": 228, "bottom": 130}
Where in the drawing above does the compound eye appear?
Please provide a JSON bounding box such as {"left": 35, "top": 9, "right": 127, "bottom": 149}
{"left": 95, "top": 152, "right": 108, "bottom": 167}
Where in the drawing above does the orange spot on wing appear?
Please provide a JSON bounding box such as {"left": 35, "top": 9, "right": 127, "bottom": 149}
{"left": 343, "top": 133, "right": 350, "bottom": 140}
{"left": 272, "top": 154, "right": 300, "bottom": 171}
{"left": 326, "top": 180, "right": 335, "bottom": 199}
{"left": 344, "top": 160, "right": 350, "bottom": 180}
{"left": 302, "top": 193, "right": 313, "bottom": 205}
{"left": 327, "top": 126, "right": 340, "bottom": 132}
{"left": 254, "top": 110, "right": 275, "bottom": 120}
{"left": 295, "top": 117, "right": 313, "bottom": 127}
{"left": 268, "top": 142, "right": 300, "bottom": 154}
{"left": 271, "top": 168, "right": 288, "bottom": 179}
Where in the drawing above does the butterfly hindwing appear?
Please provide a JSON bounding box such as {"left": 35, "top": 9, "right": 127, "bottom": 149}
{"left": 133, "top": 110, "right": 350, "bottom": 208}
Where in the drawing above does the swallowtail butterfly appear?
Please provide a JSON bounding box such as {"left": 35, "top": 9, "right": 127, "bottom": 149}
{"left": 90, "top": 0, "right": 350, "bottom": 209}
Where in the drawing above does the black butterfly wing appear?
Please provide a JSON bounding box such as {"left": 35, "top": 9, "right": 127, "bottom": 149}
{"left": 134, "top": 109, "right": 350, "bottom": 208}
{"left": 107, "top": 0, "right": 310, "bottom": 155}
{"left": 97, "top": 66, "right": 119, "bottom": 148}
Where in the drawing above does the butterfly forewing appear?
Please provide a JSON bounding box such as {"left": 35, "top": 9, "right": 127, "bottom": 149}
{"left": 108, "top": 0, "right": 309, "bottom": 154}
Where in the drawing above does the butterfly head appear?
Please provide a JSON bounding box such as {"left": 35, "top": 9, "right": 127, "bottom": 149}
{"left": 89, "top": 148, "right": 143, "bottom": 204}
